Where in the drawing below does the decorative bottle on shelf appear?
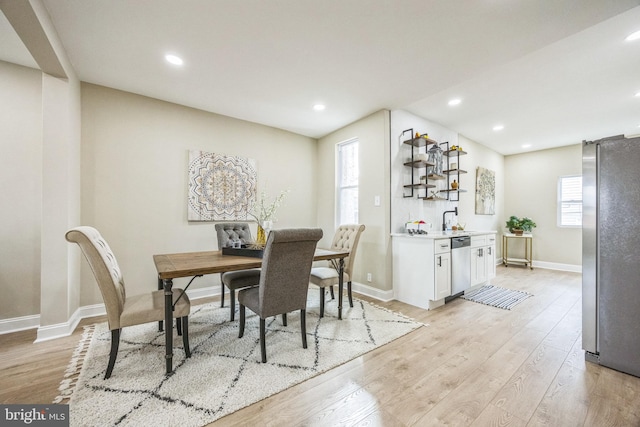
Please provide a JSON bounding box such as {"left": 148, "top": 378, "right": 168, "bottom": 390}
{"left": 451, "top": 179, "right": 458, "bottom": 190}
{"left": 427, "top": 144, "right": 443, "bottom": 176}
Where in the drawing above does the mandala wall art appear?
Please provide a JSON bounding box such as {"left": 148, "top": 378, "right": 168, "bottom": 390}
{"left": 475, "top": 166, "right": 496, "bottom": 215}
{"left": 188, "top": 150, "right": 257, "bottom": 221}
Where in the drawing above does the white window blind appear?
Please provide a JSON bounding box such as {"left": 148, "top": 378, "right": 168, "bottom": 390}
{"left": 558, "top": 175, "right": 582, "bottom": 227}
{"left": 337, "top": 139, "right": 359, "bottom": 225}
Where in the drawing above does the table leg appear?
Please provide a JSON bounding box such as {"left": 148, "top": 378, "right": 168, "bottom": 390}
{"left": 503, "top": 235, "right": 508, "bottom": 267}
{"left": 338, "top": 257, "right": 344, "bottom": 320}
{"left": 163, "top": 278, "right": 174, "bottom": 374}
{"left": 158, "top": 277, "right": 164, "bottom": 332}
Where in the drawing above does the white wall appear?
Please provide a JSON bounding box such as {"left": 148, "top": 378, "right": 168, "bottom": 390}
{"left": 80, "top": 84, "right": 318, "bottom": 304}
{"left": 504, "top": 144, "right": 582, "bottom": 268}
{"left": 0, "top": 58, "right": 82, "bottom": 329}
{"left": 390, "top": 111, "right": 504, "bottom": 246}
{"left": 0, "top": 61, "right": 43, "bottom": 319}
{"left": 317, "top": 110, "right": 391, "bottom": 291}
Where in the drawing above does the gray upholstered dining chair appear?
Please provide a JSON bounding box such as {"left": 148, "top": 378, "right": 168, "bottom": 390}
{"left": 66, "top": 226, "right": 191, "bottom": 379}
{"left": 215, "top": 223, "right": 261, "bottom": 321}
{"left": 238, "top": 228, "right": 323, "bottom": 363}
{"left": 309, "top": 224, "right": 365, "bottom": 317}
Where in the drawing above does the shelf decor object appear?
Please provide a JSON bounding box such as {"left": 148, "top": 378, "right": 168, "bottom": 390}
{"left": 248, "top": 190, "right": 288, "bottom": 246}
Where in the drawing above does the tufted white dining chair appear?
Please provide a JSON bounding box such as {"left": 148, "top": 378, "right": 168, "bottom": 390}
{"left": 309, "top": 224, "right": 365, "bottom": 317}
{"left": 65, "top": 226, "right": 191, "bottom": 379}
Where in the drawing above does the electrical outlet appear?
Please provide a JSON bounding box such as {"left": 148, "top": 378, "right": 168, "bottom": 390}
{"left": 367, "top": 273, "right": 372, "bottom": 282}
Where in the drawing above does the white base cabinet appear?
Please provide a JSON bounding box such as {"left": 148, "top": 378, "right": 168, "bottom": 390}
{"left": 392, "top": 236, "right": 451, "bottom": 310}
{"left": 471, "top": 234, "right": 497, "bottom": 287}
{"left": 393, "top": 232, "right": 496, "bottom": 310}
{"left": 434, "top": 251, "right": 452, "bottom": 300}
{"left": 471, "top": 236, "right": 488, "bottom": 286}
{"left": 487, "top": 235, "right": 497, "bottom": 281}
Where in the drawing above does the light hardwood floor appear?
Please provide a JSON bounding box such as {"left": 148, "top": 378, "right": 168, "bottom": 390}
{"left": 2, "top": 266, "right": 640, "bottom": 426}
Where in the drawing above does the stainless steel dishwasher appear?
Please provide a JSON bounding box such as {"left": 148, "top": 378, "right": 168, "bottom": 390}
{"left": 449, "top": 236, "right": 471, "bottom": 299}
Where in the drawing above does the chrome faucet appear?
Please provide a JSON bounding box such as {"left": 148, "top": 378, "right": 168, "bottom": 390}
{"left": 442, "top": 207, "right": 458, "bottom": 231}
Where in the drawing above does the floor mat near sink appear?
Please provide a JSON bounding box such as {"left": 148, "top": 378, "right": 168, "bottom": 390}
{"left": 462, "top": 285, "right": 532, "bottom": 310}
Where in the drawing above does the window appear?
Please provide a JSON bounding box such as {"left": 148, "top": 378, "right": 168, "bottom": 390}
{"left": 337, "top": 139, "right": 359, "bottom": 225}
{"left": 558, "top": 175, "right": 582, "bottom": 227}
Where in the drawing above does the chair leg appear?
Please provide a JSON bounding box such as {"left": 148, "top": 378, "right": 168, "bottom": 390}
{"left": 176, "top": 317, "right": 182, "bottom": 336}
{"left": 238, "top": 304, "right": 245, "bottom": 338}
{"left": 301, "top": 309, "right": 307, "bottom": 349}
{"left": 282, "top": 313, "right": 287, "bottom": 326}
{"left": 260, "top": 318, "right": 267, "bottom": 363}
{"left": 220, "top": 281, "right": 225, "bottom": 307}
{"left": 319, "top": 287, "right": 325, "bottom": 318}
{"left": 230, "top": 289, "right": 236, "bottom": 321}
{"left": 182, "top": 316, "right": 191, "bottom": 358}
{"left": 329, "top": 285, "right": 335, "bottom": 300}
{"left": 348, "top": 281, "right": 353, "bottom": 307}
{"left": 105, "top": 329, "right": 120, "bottom": 380}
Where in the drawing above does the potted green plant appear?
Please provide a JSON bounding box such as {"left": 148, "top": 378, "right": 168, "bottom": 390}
{"left": 506, "top": 216, "right": 536, "bottom": 235}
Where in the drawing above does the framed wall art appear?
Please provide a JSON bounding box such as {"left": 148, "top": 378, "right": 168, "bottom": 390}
{"left": 187, "top": 150, "right": 257, "bottom": 221}
{"left": 475, "top": 166, "right": 495, "bottom": 215}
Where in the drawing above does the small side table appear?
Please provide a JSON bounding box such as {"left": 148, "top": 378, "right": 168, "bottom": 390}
{"left": 502, "top": 233, "right": 533, "bottom": 269}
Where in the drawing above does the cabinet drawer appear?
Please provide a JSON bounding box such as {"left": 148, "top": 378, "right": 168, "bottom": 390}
{"left": 471, "top": 235, "right": 487, "bottom": 247}
{"left": 435, "top": 239, "right": 451, "bottom": 254}
{"left": 486, "top": 234, "right": 497, "bottom": 245}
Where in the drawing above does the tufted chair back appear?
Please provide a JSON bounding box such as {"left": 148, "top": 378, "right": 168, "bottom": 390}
{"left": 329, "top": 224, "right": 366, "bottom": 278}
{"left": 215, "top": 223, "right": 253, "bottom": 249}
{"left": 65, "top": 226, "right": 126, "bottom": 330}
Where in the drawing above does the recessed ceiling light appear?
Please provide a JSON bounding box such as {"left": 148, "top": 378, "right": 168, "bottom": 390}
{"left": 625, "top": 30, "right": 640, "bottom": 41}
{"left": 522, "top": 144, "right": 532, "bottom": 148}
{"left": 635, "top": 92, "right": 640, "bottom": 97}
{"left": 448, "top": 98, "right": 461, "bottom": 106}
{"left": 493, "top": 125, "right": 504, "bottom": 131}
{"left": 313, "top": 104, "right": 326, "bottom": 111}
{"left": 165, "top": 54, "right": 183, "bottom": 66}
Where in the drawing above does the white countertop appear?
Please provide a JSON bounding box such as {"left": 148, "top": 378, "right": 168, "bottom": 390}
{"left": 391, "top": 230, "right": 497, "bottom": 240}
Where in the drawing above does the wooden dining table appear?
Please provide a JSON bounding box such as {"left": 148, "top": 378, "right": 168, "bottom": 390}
{"left": 153, "top": 248, "right": 350, "bottom": 374}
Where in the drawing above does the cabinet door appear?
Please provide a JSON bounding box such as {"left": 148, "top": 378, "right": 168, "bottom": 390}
{"left": 486, "top": 244, "right": 496, "bottom": 280}
{"left": 434, "top": 252, "right": 451, "bottom": 300}
{"left": 471, "top": 247, "right": 488, "bottom": 286}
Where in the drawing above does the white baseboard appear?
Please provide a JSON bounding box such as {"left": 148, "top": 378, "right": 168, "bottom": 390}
{"left": 498, "top": 257, "right": 581, "bottom": 273}
{"left": 35, "top": 307, "right": 84, "bottom": 343}
{"left": 31, "top": 287, "right": 221, "bottom": 342}
{"left": 0, "top": 314, "right": 40, "bottom": 335}
{"left": 185, "top": 285, "right": 219, "bottom": 301}
{"left": 32, "top": 286, "right": 221, "bottom": 342}
{"left": 531, "top": 260, "right": 582, "bottom": 273}
{"left": 351, "top": 281, "right": 394, "bottom": 302}
{"left": 8, "top": 283, "right": 387, "bottom": 341}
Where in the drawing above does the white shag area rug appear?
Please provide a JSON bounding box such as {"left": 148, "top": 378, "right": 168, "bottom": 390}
{"left": 462, "top": 285, "right": 533, "bottom": 310}
{"left": 56, "top": 292, "right": 422, "bottom": 426}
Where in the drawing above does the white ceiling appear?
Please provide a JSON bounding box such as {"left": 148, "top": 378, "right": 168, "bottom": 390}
{"left": 2, "top": 1, "right": 640, "bottom": 155}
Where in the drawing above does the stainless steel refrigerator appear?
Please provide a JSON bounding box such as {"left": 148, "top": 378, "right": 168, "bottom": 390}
{"left": 583, "top": 134, "right": 640, "bottom": 378}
